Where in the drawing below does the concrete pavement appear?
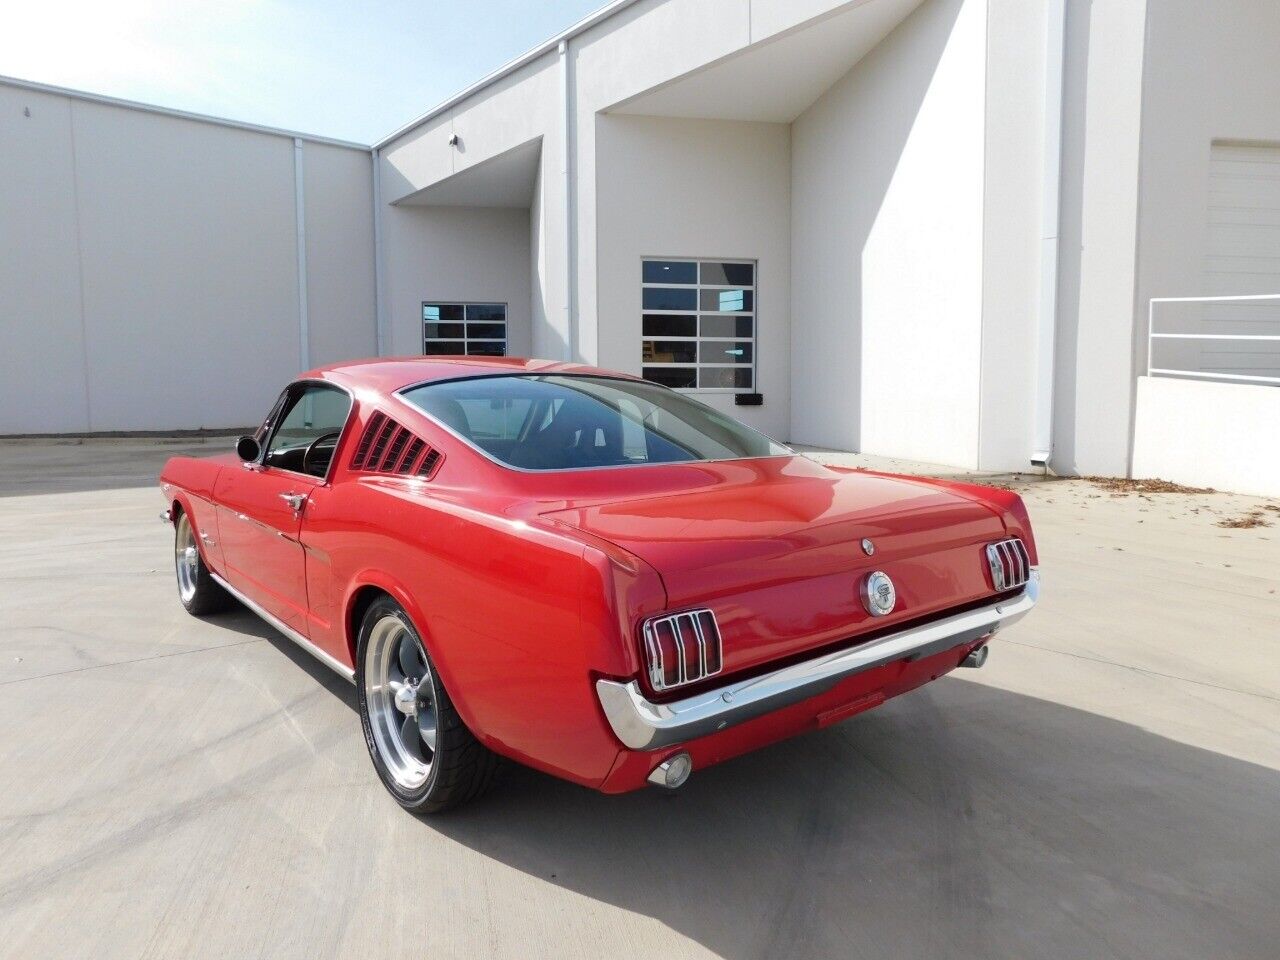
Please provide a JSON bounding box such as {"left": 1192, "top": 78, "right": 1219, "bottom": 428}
{"left": 1, "top": 438, "right": 1278, "bottom": 959}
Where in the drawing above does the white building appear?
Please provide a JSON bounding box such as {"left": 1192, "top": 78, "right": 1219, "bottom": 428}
{"left": 3, "top": 0, "right": 1279, "bottom": 493}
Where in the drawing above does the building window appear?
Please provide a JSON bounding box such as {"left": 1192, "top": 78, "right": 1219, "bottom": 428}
{"left": 641, "top": 259, "right": 755, "bottom": 391}
{"left": 423, "top": 302, "right": 507, "bottom": 356}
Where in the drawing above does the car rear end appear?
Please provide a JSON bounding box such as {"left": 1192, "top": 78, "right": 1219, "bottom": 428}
{"left": 543, "top": 459, "right": 1040, "bottom": 793}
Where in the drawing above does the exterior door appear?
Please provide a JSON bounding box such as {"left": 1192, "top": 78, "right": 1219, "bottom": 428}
{"left": 214, "top": 382, "right": 352, "bottom": 635}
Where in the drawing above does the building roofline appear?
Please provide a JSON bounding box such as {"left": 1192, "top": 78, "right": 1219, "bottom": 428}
{"left": 0, "top": 73, "right": 370, "bottom": 150}
{"left": 372, "top": 0, "right": 643, "bottom": 150}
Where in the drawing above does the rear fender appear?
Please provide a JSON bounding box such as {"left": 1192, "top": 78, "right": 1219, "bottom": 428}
{"left": 341, "top": 570, "right": 432, "bottom": 674}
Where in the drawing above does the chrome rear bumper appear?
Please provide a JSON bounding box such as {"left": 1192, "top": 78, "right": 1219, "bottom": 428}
{"left": 596, "top": 570, "right": 1039, "bottom": 751}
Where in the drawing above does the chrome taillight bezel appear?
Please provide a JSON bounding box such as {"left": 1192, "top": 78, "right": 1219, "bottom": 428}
{"left": 985, "top": 537, "right": 1031, "bottom": 592}
{"left": 641, "top": 609, "right": 723, "bottom": 692}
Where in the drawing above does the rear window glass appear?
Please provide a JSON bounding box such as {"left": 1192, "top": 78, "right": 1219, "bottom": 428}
{"left": 399, "top": 375, "right": 789, "bottom": 471}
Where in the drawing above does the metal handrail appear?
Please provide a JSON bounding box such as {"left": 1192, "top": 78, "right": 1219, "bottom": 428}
{"left": 1146, "top": 295, "right": 1280, "bottom": 386}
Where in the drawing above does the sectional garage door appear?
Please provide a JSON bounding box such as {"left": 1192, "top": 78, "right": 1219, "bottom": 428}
{"left": 1202, "top": 142, "right": 1280, "bottom": 382}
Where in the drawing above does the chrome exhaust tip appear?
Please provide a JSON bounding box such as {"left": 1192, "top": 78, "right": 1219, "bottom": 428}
{"left": 647, "top": 751, "right": 693, "bottom": 790}
{"left": 960, "top": 645, "right": 989, "bottom": 669}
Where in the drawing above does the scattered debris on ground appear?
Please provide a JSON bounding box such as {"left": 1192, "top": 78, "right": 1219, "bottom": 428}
{"left": 1083, "top": 476, "right": 1214, "bottom": 495}
{"left": 1216, "top": 511, "right": 1274, "bottom": 529}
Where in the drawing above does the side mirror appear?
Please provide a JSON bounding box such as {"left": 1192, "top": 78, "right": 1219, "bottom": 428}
{"left": 236, "top": 435, "right": 261, "bottom": 462}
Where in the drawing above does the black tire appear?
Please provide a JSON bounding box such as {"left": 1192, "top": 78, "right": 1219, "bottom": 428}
{"left": 355, "top": 596, "right": 501, "bottom": 814}
{"left": 173, "top": 509, "right": 232, "bottom": 616}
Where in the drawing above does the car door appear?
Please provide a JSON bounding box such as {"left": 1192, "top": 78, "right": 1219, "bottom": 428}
{"left": 214, "top": 381, "right": 353, "bottom": 635}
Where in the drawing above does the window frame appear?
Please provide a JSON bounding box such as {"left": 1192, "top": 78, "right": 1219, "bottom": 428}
{"left": 640, "top": 257, "right": 757, "bottom": 394}
{"left": 422, "top": 301, "right": 509, "bottom": 357}
{"left": 256, "top": 379, "right": 357, "bottom": 484}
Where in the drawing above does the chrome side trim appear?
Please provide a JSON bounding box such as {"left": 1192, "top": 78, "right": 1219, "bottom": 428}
{"left": 210, "top": 572, "right": 355, "bottom": 682}
{"left": 596, "top": 570, "right": 1040, "bottom": 751}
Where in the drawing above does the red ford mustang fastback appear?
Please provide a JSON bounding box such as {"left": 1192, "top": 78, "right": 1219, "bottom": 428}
{"left": 160, "top": 357, "right": 1039, "bottom": 813}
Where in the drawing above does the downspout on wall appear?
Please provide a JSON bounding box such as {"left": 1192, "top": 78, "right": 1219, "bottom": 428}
{"left": 371, "top": 147, "right": 387, "bottom": 356}
{"left": 293, "top": 138, "right": 310, "bottom": 371}
{"left": 559, "top": 39, "right": 576, "bottom": 363}
{"left": 1033, "top": 0, "right": 1066, "bottom": 465}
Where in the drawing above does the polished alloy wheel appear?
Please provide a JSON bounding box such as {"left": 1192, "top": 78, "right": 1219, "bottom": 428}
{"left": 175, "top": 513, "right": 199, "bottom": 603}
{"left": 364, "top": 615, "right": 438, "bottom": 790}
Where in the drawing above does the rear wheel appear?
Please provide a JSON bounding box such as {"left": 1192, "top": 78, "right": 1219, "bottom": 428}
{"left": 173, "top": 511, "right": 231, "bottom": 616}
{"left": 356, "top": 597, "right": 501, "bottom": 813}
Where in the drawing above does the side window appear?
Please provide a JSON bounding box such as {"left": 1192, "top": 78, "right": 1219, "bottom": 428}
{"left": 264, "top": 384, "right": 352, "bottom": 477}
{"left": 254, "top": 391, "right": 289, "bottom": 446}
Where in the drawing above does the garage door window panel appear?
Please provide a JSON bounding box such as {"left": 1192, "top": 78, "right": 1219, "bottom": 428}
{"left": 641, "top": 258, "right": 755, "bottom": 393}
{"left": 423, "top": 303, "right": 507, "bottom": 357}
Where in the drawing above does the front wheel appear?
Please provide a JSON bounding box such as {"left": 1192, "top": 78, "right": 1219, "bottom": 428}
{"left": 174, "top": 511, "right": 231, "bottom": 616}
{"left": 356, "top": 597, "right": 501, "bottom": 813}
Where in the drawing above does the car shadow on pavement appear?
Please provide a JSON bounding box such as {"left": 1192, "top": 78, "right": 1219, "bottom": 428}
{"left": 437, "top": 684, "right": 1277, "bottom": 960}
{"left": 255, "top": 625, "right": 1279, "bottom": 960}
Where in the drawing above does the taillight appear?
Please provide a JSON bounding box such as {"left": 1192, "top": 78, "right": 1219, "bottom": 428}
{"left": 641, "top": 609, "right": 723, "bottom": 692}
{"left": 985, "top": 538, "right": 1032, "bottom": 592}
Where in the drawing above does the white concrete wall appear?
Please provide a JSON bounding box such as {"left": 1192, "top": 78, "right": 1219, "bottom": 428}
{"left": 381, "top": 205, "right": 532, "bottom": 358}
{"left": 1133, "top": 2, "right": 1280, "bottom": 381}
{"left": 594, "top": 115, "right": 791, "bottom": 439}
{"left": 377, "top": 0, "right": 878, "bottom": 373}
{"left": 380, "top": 55, "right": 564, "bottom": 360}
{"left": 0, "top": 81, "right": 374, "bottom": 434}
{"left": 1050, "top": 0, "right": 1148, "bottom": 476}
{"left": 978, "top": 0, "right": 1048, "bottom": 471}
{"left": 26, "top": 0, "right": 1273, "bottom": 483}
{"left": 790, "top": 0, "right": 988, "bottom": 467}
{"left": 0, "top": 85, "right": 88, "bottom": 433}
{"left": 304, "top": 144, "right": 377, "bottom": 366}
{"left": 1132, "top": 377, "right": 1280, "bottom": 498}
{"left": 529, "top": 156, "right": 561, "bottom": 359}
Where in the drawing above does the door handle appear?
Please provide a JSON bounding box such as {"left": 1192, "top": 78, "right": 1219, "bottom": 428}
{"left": 278, "top": 492, "right": 306, "bottom": 513}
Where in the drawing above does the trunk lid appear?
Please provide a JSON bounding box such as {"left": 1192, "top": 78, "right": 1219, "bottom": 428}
{"left": 541, "top": 456, "right": 1008, "bottom": 682}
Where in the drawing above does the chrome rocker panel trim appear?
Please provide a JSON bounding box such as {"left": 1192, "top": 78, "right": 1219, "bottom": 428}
{"left": 597, "top": 569, "right": 1040, "bottom": 751}
{"left": 210, "top": 571, "right": 356, "bottom": 682}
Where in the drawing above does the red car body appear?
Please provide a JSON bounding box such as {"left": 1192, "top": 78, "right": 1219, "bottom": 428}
{"left": 160, "top": 357, "right": 1039, "bottom": 794}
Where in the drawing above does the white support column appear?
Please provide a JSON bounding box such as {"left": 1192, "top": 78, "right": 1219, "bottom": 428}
{"left": 1033, "top": 0, "right": 1066, "bottom": 464}
{"left": 293, "top": 137, "right": 310, "bottom": 370}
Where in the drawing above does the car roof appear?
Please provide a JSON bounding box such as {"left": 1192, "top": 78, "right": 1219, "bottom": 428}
{"left": 301, "top": 356, "right": 641, "bottom": 394}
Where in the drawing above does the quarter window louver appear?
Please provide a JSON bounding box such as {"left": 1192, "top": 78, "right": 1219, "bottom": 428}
{"left": 350, "top": 411, "right": 386, "bottom": 470}
{"left": 642, "top": 609, "right": 723, "bottom": 692}
{"left": 349, "top": 414, "right": 444, "bottom": 479}
{"left": 397, "top": 438, "right": 425, "bottom": 474}
{"left": 366, "top": 418, "right": 398, "bottom": 469}
{"left": 418, "top": 449, "right": 442, "bottom": 478}
{"left": 381, "top": 427, "right": 410, "bottom": 471}
{"left": 985, "top": 538, "right": 1032, "bottom": 592}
